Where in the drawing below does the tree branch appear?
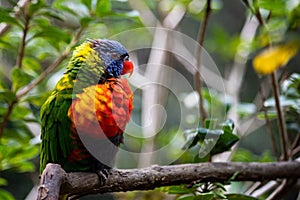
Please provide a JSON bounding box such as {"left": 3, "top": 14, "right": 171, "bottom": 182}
{"left": 37, "top": 164, "right": 67, "bottom": 200}
{"left": 271, "top": 72, "right": 290, "bottom": 160}
{"left": 37, "top": 162, "right": 300, "bottom": 199}
{"left": 16, "top": 1, "right": 30, "bottom": 69}
{"left": 195, "top": 0, "right": 211, "bottom": 124}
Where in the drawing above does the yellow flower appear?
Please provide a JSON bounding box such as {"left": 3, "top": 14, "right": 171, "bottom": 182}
{"left": 253, "top": 42, "right": 299, "bottom": 75}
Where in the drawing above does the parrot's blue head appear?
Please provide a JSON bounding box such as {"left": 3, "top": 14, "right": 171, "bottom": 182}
{"left": 89, "top": 39, "right": 134, "bottom": 78}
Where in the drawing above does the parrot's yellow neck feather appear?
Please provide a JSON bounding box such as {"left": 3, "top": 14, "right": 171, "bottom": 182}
{"left": 71, "top": 42, "right": 94, "bottom": 62}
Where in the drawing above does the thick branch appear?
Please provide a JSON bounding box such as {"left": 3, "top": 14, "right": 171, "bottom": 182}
{"left": 38, "top": 162, "right": 300, "bottom": 199}
{"left": 37, "top": 164, "right": 67, "bottom": 200}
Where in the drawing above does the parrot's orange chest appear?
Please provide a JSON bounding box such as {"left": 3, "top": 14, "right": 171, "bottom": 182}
{"left": 68, "top": 78, "right": 133, "bottom": 139}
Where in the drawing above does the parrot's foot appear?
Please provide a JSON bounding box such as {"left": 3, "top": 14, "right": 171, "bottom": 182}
{"left": 92, "top": 159, "right": 111, "bottom": 185}
{"left": 96, "top": 169, "right": 110, "bottom": 185}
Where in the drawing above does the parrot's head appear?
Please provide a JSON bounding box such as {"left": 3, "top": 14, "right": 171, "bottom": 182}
{"left": 88, "top": 39, "right": 134, "bottom": 78}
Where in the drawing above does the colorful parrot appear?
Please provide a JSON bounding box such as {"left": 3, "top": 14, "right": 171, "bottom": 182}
{"left": 40, "top": 39, "right": 134, "bottom": 183}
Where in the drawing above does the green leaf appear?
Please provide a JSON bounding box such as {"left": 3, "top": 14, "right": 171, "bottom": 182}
{"left": 0, "top": 78, "right": 9, "bottom": 90}
{"left": 31, "top": 26, "right": 70, "bottom": 49}
{"left": 258, "top": 151, "right": 275, "bottom": 162}
{"left": 23, "top": 92, "right": 51, "bottom": 107}
{"left": 81, "top": 0, "right": 92, "bottom": 10}
{"left": 193, "top": 153, "right": 211, "bottom": 163}
{"left": 289, "top": 3, "right": 300, "bottom": 28}
{"left": 205, "top": 26, "right": 240, "bottom": 60}
{"left": 182, "top": 127, "right": 224, "bottom": 150}
{"left": 10, "top": 105, "right": 31, "bottom": 120}
{"left": 213, "top": 190, "right": 227, "bottom": 199}
{"left": 37, "top": 8, "right": 64, "bottom": 21}
{"left": 232, "top": 149, "right": 275, "bottom": 162}
{"left": 4, "top": 120, "right": 33, "bottom": 141}
{"left": 15, "top": 161, "right": 35, "bottom": 172}
{"left": 178, "top": 195, "right": 196, "bottom": 200}
{"left": 257, "top": 0, "right": 286, "bottom": 14}
{"left": 11, "top": 67, "right": 34, "bottom": 92}
{"left": 210, "top": 119, "right": 238, "bottom": 155}
{"left": 204, "top": 118, "right": 218, "bottom": 129}
{"left": 0, "top": 137, "right": 39, "bottom": 172}
{"left": 55, "top": 5, "right": 78, "bottom": 16}
{"left": 221, "top": 119, "right": 235, "bottom": 131}
{"left": 22, "top": 57, "right": 42, "bottom": 75}
{"left": 229, "top": 171, "right": 240, "bottom": 181}
{"left": 28, "top": 0, "right": 47, "bottom": 17}
{"left": 167, "top": 185, "right": 193, "bottom": 194}
{"left": 0, "top": 7, "right": 21, "bottom": 27}
{"left": 226, "top": 193, "right": 259, "bottom": 200}
{"left": 257, "top": 110, "right": 278, "bottom": 120}
{"left": 0, "top": 90, "right": 16, "bottom": 104}
{"left": 182, "top": 129, "right": 199, "bottom": 150}
{"left": 282, "top": 73, "right": 300, "bottom": 98}
{"left": 96, "top": 0, "right": 111, "bottom": 16}
{"left": 0, "top": 177, "right": 7, "bottom": 186}
{"left": 194, "top": 194, "right": 214, "bottom": 200}
{"left": 182, "top": 120, "right": 239, "bottom": 157}
{"left": 212, "top": 182, "right": 226, "bottom": 192}
{"left": 0, "top": 189, "right": 15, "bottom": 200}
{"left": 80, "top": 17, "right": 93, "bottom": 27}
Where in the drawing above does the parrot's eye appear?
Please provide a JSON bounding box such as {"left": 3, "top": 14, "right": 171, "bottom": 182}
{"left": 121, "top": 54, "right": 129, "bottom": 61}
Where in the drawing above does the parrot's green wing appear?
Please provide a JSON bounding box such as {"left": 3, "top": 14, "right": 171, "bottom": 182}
{"left": 39, "top": 41, "right": 103, "bottom": 173}
{"left": 39, "top": 76, "right": 74, "bottom": 173}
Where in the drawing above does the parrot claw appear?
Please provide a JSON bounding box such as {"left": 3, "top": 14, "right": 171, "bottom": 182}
{"left": 96, "top": 169, "right": 109, "bottom": 185}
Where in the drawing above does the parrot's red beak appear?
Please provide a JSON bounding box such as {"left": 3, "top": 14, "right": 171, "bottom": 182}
{"left": 122, "top": 60, "right": 134, "bottom": 77}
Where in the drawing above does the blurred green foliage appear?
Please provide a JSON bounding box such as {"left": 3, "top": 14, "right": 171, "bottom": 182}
{"left": 182, "top": 119, "right": 238, "bottom": 162}
{"left": 0, "top": 0, "right": 139, "bottom": 199}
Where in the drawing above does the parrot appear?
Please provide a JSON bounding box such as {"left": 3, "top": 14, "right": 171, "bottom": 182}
{"left": 39, "top": 38, "right": 134, "bottom": 183}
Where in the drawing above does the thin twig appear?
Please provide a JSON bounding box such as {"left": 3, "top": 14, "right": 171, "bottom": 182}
{"left": 258, "top": 77, "right": 280, "bottom": 160}
{"left": 16, "top": 2, "right": 30, "bottom": 69}
{"left": 195, "top": 0, "right": 211, "bottom": 125}
{"left": 271, "top": 72, "right": 290, "bottom": 160}
{"left": 252, "top": 0, "right": 264, "bottom": 25}
{"left": 251, "top": 181, "right": 279, "bottom": 198}
{"left": 248, "top": 0, "right": 290, "bottom": 161}
{"left": 290, "top": 132, "right": 300, "bottom": 150}
{"left": 266, "top": 179, "right": 288, "bottom": 200}
{"left": 245, "top": 181, "right": 263, "bottom": 195}
{"left": 289, "top": 132, "right": 300, "bottom": 157}
{"left": 292, "top": 146, "right": 300, "bottom": 156}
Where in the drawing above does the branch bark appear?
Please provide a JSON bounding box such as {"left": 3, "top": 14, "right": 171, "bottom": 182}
{"left": 37, "top": 164, "right": 67, "bottom": 200}
{"left": 37, "top": 162, "right": 300, "bottom": 199}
